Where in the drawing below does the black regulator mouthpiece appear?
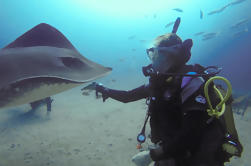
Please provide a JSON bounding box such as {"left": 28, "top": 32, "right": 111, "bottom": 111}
{"left": 142, "top": 64, "right": 155, "bottom": 77}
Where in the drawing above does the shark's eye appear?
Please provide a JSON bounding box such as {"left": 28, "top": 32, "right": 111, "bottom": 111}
{"left": 59, "top": 57, "right": 86, "bottom": 69}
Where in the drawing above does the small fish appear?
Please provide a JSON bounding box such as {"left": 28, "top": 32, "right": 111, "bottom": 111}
{"left": 233, "top": 28, "right": 248, "bottom": 36}
{"left": 203, "top": 32, "right": 218, "bottom": 38}
{"left": 194, "top": 32, "right": 205, "bottom": 36}
{"left": 202, "top": 33, "right": 216, "bottom": 41}
{"left": 81, "top": 82, "right": 97, "bottom": 91}
{"left": 119, "top": 58, "right": 125, "bottom": 62}
{"left": 128, "top": 35, "right": 136, "bottom": 40}
{"left": 231, "top": 19, "right": 249, "bottom": 29}
{"left": 81, "top": 82, "right": 107, "bottom": 101}
{"left": 208, "top": 10, "right": 218, "bottom": 16}
{"left": 230, "top": 0, "right": 247, "bottom": 6}
{"left": 153, "top": 14, "right": 157, "bottom": 19}
{"left": 131, "top": 48, "right": 136, "bottom": 51}
{"left": 202, "top": 35, "right": 217, "bottom": 41}
{"left": 172, "top": 8, "right": 183, "bottom": 13}
{"left": 139, "top": 40, "right": 147, "bottom": 43}
{"left": 82, "top": 91, "right": 90, "bottom": 96}
{"left": 208, "top": 4, "right": 230, "bottom": 15}
{"left": 200, "top": 10, "right": 203, "bottom": 19}
{"left": 165, "top": 21, "right": 175, "bottom": 28}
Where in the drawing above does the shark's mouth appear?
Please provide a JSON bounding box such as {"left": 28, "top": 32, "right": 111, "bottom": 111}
{"left": 0, "top": 77, "right": 85, "bottom": 109}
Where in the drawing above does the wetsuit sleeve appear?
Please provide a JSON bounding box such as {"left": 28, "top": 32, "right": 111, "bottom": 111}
{"left": 162, "top": 111, "right": 208, "bottom": 154}
{"left": 104, "top": 84, "right": 150, "bottom": 103}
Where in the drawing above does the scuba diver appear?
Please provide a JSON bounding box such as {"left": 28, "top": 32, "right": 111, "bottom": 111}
{"left": 82, "top": 17, "right": 243, "bottom": 166}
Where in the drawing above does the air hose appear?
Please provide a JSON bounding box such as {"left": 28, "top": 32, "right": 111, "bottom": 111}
{"left": 204, "top": 76, "right": 232, "bottom": 118}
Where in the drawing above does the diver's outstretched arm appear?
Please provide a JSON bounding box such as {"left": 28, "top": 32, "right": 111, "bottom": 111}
{"left": 96, "top": 84, "right": 150, "bottom": 103}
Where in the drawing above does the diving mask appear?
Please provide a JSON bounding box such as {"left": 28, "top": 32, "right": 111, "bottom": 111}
{"left": 146, "top": 43, "right": 186, "bottom": 74}
{"left": 146, "top": 39, "right": 192, "bottom": 74}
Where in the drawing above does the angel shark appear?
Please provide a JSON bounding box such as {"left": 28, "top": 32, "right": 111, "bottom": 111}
{"left": 0, "top": 23, "right": 112, "bottom": 109}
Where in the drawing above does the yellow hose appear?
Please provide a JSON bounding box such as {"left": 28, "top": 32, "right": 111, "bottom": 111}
{"left": 204, "top": 76, "right": 232, "bottom": 118}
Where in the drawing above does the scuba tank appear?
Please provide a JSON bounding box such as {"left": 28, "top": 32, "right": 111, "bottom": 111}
{"left": 212, "top": 85, "right": 243, "bottom": 159}
{"left": 140, "top": 63, "right": 243, "bottom": 160}
{"left": 203, "top": 75, "right": 243, "bottom": 160}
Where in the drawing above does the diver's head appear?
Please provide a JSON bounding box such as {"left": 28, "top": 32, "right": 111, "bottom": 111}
{"left": 153, "top": 33, "right": 182, "bottom": 47}
{"left": 146, "top": 17, "right": 193, "bottom": 74}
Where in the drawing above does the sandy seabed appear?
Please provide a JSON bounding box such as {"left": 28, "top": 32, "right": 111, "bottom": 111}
{"left": 0, "top": 83, "right": 250, "bottom": 166}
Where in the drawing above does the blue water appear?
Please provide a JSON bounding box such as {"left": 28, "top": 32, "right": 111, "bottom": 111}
{"left": 0, "top": 1, "right": 251, "bottom": 165}
{"left": 0, "top": 0, "right": 250, "bottom": 90}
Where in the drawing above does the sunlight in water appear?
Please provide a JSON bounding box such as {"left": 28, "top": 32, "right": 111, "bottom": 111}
{"left": 72, "top": 0, "right": 185, "bottom": 17}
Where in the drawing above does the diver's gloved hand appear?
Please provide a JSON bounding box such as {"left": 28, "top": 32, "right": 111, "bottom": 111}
{"left": 149, "top": 146, "right": 165, "bottom": 161}
{"left": 95, "top": 83, "right": 109, "bottom": 102}
{"left": 132, "top": 150, "right": 152, "bottom": 166}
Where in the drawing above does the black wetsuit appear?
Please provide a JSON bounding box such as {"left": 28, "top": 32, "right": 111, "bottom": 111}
{"left": 102, "top": 67, "right": 225, "bottom": 166}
